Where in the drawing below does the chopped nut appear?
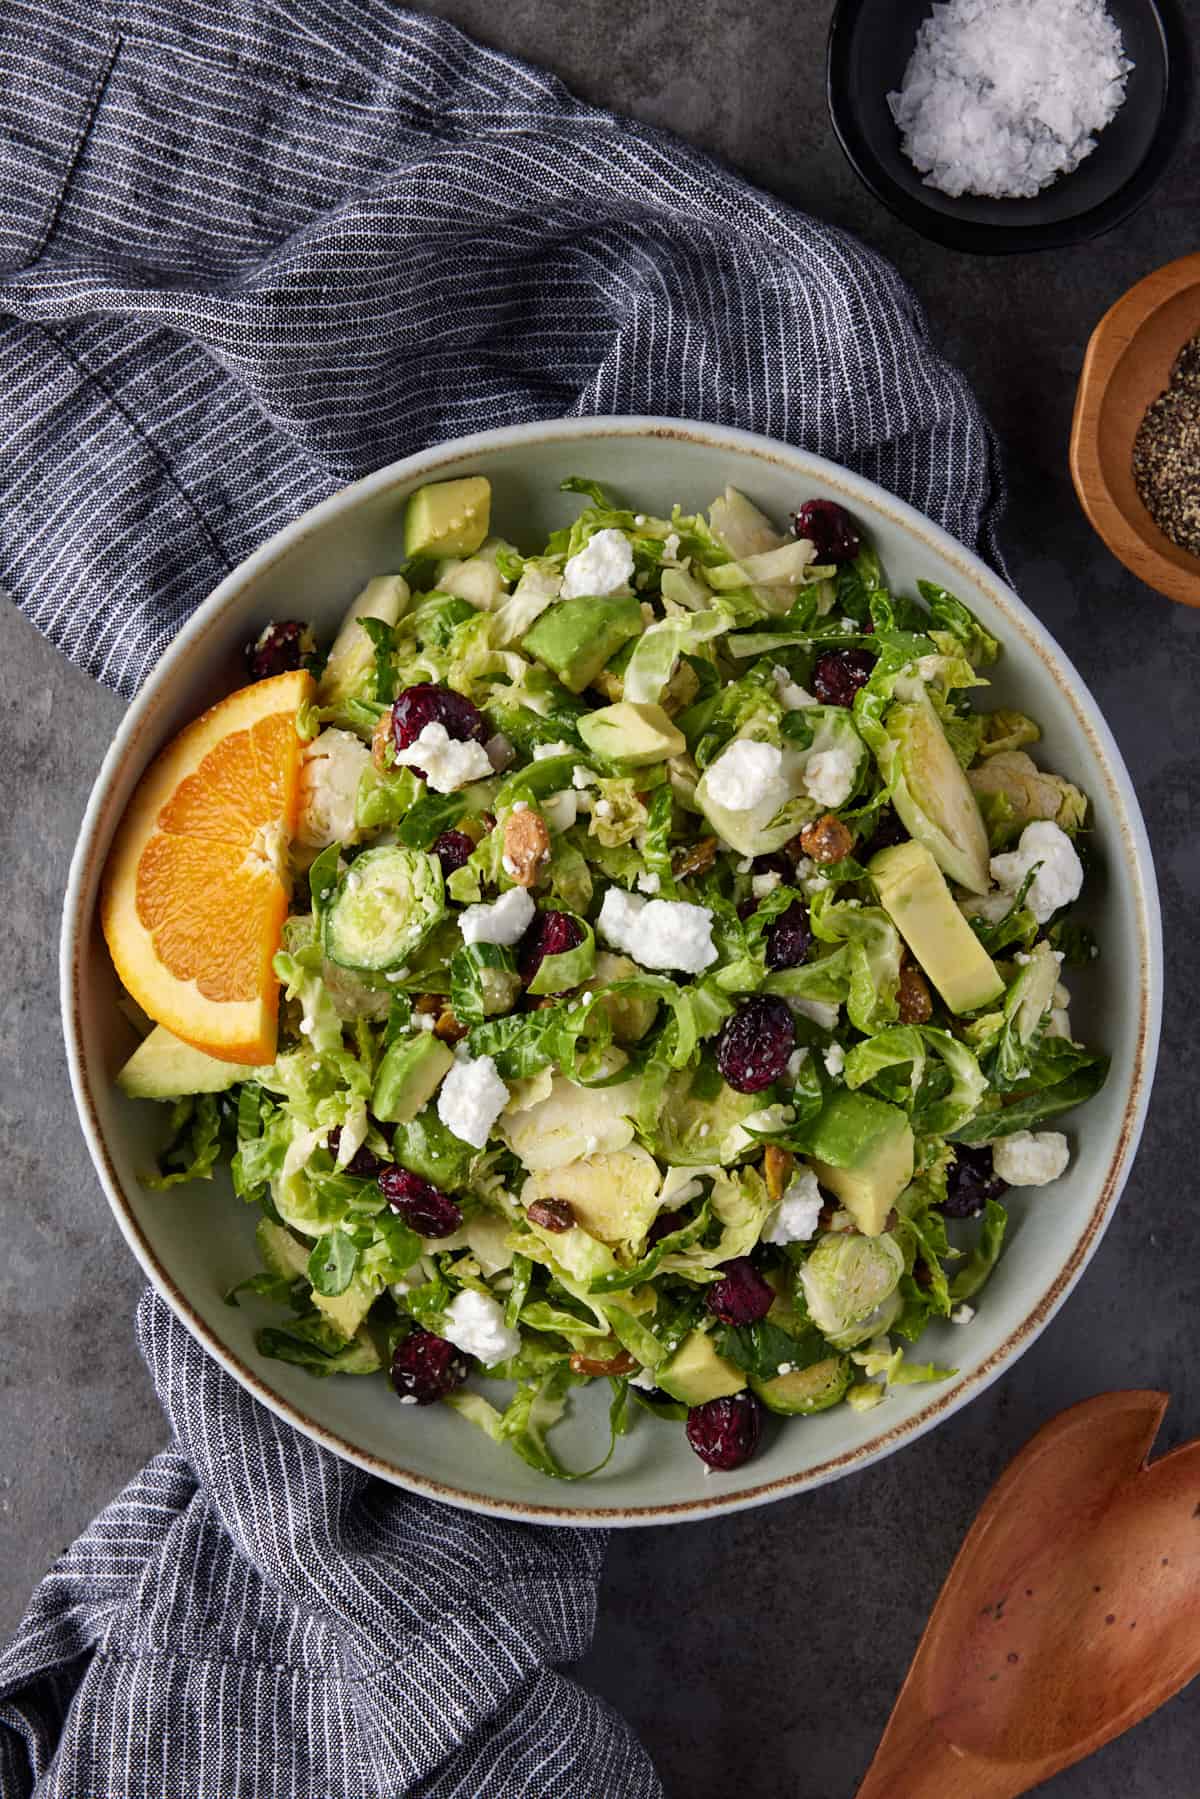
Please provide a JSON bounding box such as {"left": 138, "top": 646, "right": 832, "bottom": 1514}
{"left": 527, "top": 1197, "right": 575, "bottom": 1233}
{"left": 672, "top": 834, "right": 718, "bottom": 879}
{"left": 798, "top": 812, "right": 854, "bottom": 865}
{"left": 569, "top": 1348, "right": 638, "bottom": 1377}
{"left": 764, "top": 1145, "right": 794, "bottom": 1205}
{"left": 897, "top": 961, "right": 933, "bottom": 1024}
{"left": 414, "top": 993, "right": 442, "bottom": 1015}
{"left": 503, "top": 807, "right": 551, "bottom": 888}
{"left": 371, "top": 711, "right": 394, "bottom": 771}
{"left": 433, "top": 1007, "right": 467, "bottom": 1044}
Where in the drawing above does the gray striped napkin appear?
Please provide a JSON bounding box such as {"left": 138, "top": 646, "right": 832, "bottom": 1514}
{"left": 0, "top": 0, "right": 1003, "bottom": 1792}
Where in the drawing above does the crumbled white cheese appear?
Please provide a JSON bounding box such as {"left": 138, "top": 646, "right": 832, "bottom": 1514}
{"left": 773, "top": 665, "right": 817, "bottom": 711}
{"left": 751, "top": 871, "right": 782, "bottom": 898}
{"left": 990, "top": 820, "right": 1084, "bottom": 924}
{"left": 637, "top": 871, "right": 661, "bottom": 895}
{"left": 416, "top": 1014, "right": 436, "bottom": 1033}
{"left": 532, "top": 740, "right": 574, "bottom": 761}
{"left": 437, "top": 1054, "right": 510, "bottom": 1148}
{"left": 394, "top": 721, "right": 494, "bottom": 794}
{"left": 950, "top": 1303, "right": 976, "bottom": 1325}
{"left": 629, "top": 1366, "right": 659, "bottom": 1391}
{"left": 440, "top": 1289, "right": 522, "bottom": 1367}
{"left": 597, "top": 887, "right": 717, "bottom": 974}
{"left": 593, "top": 799, "right": 613, "bottom": 820}
{"left": 804, "top": 743, "right": 859, "bottom": 809}
{"left": 788, "top": 996, "right": 840, "bottom": 1032}
{"left": 459, "top": 886, "right": 536, "bottom": 947}
{"left": 706, "top": 738, "right": 789, "bottom": 813}
{"left": 823, "top": 1042, "right": 846, "bottom": 1078}
{"left": 572, "top": 765, "right": 598, "bottom": 790}
{"left": 560, "top": 528, "right": 635, "bottom": 599}
{"left": 296, "top": 728, "right": 371, "bottom": 850}
{"left": 662, "top": 531, "right": 681, "bottom": 561}
{"left": 990, "top": 1129, "right": 1070, "bottom": 1187}
{"left": 763, "top": 1166, "right": 823, "bottom": 1245}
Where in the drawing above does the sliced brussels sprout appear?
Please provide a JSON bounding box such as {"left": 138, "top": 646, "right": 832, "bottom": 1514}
{"left": 520, "top": 1144, "right": 662, "bottom": 1246}
{"left": 874, "top": 689, "right": 991, "bottom": 894}
{"left": 323, "top": 845, "right": 445, "bottom": 972}
{"left": 799, "top": 1231, "right": 905, "bottom": 1350}
{"left": 500, "top": 1069, "right": 639, "bottom": 1171}
{"left": 967, "top": 750, "right": 1087, "bottom": 840}
{"left": 751, "top": 1356, "right": 851, "bottom": 1416}
{"left": 317, "top": 574, "right": 410, "bottom": 707}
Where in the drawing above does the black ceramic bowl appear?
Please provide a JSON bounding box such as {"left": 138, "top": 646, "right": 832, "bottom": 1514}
{"left": 827, "top": 0, "right": 1188, "bottom": 253}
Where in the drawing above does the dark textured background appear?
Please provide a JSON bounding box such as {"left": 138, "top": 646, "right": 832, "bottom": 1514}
{"left": 3, "top": 4, "right": 1199, "bottom": 1793}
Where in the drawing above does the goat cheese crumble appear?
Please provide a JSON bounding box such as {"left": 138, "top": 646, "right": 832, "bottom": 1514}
{"left": 441, "top": 1289, "right": 522, "bottom": 1366}
{"left": 437, "top": 1054, "right": 510, "bottom": 1148}
{"left": 990, "top": 820, "right": 1084, "bottom": 924}
{"left": 597, "top": 887, "right": 717, "bottom": 973}
{"left": 459, "top": 886, "right": 536, "bottom": 947}
{"left": 394, "top": 721, "right": 494, "bottom": 793}
{"left": 990, "top": 1130, "right": 1070, "bottom": 1187}
{"left": 560, "top": 528, "right": 635, "bottom": 599}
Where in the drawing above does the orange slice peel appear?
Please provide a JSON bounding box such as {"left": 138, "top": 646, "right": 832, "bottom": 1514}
{"left": 101, "top": 669, "right": 313, "bottom": 1064}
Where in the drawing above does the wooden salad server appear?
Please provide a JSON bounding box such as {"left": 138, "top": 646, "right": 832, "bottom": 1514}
{"left": 857, "top": 1391, "right": 1200, "bottom": 1798}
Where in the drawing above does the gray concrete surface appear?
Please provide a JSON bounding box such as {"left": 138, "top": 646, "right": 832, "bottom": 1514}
{"left": 3, "top": 3, "right": 1200, "bottom": 1793}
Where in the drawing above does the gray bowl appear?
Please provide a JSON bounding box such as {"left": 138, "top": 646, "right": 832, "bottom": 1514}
{"left": 61, "top": 417, "right": 1161, "bottom": 1524}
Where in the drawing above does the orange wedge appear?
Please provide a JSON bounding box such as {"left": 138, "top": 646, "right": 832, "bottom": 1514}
{"left": 102, "top": 669, "right": 313, "bottom": 1064}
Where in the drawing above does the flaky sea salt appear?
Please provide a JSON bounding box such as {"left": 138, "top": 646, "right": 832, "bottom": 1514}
{"left": 889, "top": 0, "right": 1132, "bottom": 200}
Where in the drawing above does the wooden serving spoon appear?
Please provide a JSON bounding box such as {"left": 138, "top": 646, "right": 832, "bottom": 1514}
{"left": 858, "top": 1391, "right": 1200, "bottom": 1798}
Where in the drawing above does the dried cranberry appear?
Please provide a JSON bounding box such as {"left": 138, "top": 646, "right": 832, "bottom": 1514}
{"left": 517, "top": 909, "right": 584, "bottom": 988}
{"left": 765, "top": 900, "right": 813, "bottom": 972}
{"left": 431, "top": 829, "right": 475, "bottom": 877}
{"left": 706, "top": 1257, "right": 774, "bottom": 1326}
{"left": 812, "top": 647, "right": 876, "bottom": 708}
{"left": 790, "top": 499, "right": 862, "bottom": 564}
{"left": 378, "top": 1167, "right": 463, "bottom": 1237}
{"left": 648, "top": 1209, "right": 686, "bottom": 1246}
{"left": 737, "top": 898, "right": 758, "bottom": 922}
{"left": 391, "top": 1328, "right": 469, "bottom": 1405}
{"left": 686, "top": 1391, "right": 764, "bottom": 1470}
{"left": 326, "top": 1127, "right": 384, "bottom": 1179}
{"left": 715, "top": 995, "right": 795, "bottom": 1094}
{"left": 246, "top": 620, "right": 308, "bottom": 681}
{"left": 390, "top": 684, "right": 487, "bottom": 756}
{"left": 941, "top": 1145, "right": 1008, "bottom": 1219}
{"left": 862, "top": 805, "right": 908, "bottom": 860}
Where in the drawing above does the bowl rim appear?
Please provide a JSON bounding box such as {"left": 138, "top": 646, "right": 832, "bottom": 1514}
{"left": 61, "top": 415, "right": 1162, "bottom": 1526}
{"left": 826, "top": 0, "right": 1187, "bottom": 255}
{"left": 1069, "top": 251, "right": 1200, "bottom": 606}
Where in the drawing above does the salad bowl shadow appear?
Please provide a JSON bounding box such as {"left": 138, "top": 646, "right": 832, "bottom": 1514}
{"left": 62, "top": 418, "right": 1161, "bottom": 1525}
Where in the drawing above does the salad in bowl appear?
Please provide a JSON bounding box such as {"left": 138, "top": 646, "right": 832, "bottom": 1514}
{"left": 102, "top": 471, "right": 1107, "bottom": 1481}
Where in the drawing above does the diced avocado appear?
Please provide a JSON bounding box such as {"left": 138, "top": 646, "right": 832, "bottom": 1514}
{"left": 877, "top": 691, "right": 991, "bottom": 893}
{"left": 578, "top": 700, "right": 685, "bottom": 766}
{"left": 390, "top": 1103, "right": 476, "bottom": 1189}
{"left": 118, "top": 1025, "right": 258, "bottom": 1099}
{"left": 323, "top": 845, "right": 445, "bottom": 973}
{"left": 317, "top": 574, "right": 410, "bottom": 706}
{"left": 807, "top": 1091, "right": 915, "bottom": 1236}
{"left": 871, "top": 840, "right": 1004, "bottom": 1015}
{"left": 522, "top": 593, "right": 642, "bottom": 694}
{"left": 656, "top": 1329, "right": 747, "bottom": 1404}
{"left": 404, "top": 476, "right": 491, "bottom": 559}
{"left": 255, "top": 1219, "right": 381, "bottom": 1346}
{"left": 593, "top": 952, "right": 659, "bottom": 1042}
{"left": 372, "top": 1033, "right": 455, "bottom": 1125}
{"left": 751, "top": 1356, "right": 851, "bottom": 1416}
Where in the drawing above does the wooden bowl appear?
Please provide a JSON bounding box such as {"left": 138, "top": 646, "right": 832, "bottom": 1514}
{"left": 1070, "top": 253, "right": 1200, "bottom": 607}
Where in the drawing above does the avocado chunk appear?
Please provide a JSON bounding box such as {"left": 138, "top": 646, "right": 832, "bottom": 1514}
{"left": 751, "top": 1356, "right": 851, "bottom": 1416}
{"left": 578, "top": 700, "right": 685, "bottom": 766}
{"left": 317, "top": 574, "right": 410, "bottom": 706}
{"left": 656, "top": 1329, "right": 747, "bottom": 1404}
{"left": 871, "top": 840, "right": 1004, "bottom": 1014}
{"left": 404, "top": 476, "right": 491, "bottom": 559}
{"left": 807, "top": 1091, "right": 915, "bottom": 1236}
{"left": 877, "top": 690, "right": 991, "bottom": 893}
{"left": 372, "top": 1032, "right": 455, "bottom": 1125}
{"left": 255, "top": 1219, "right": 382, "bottom": 1346}
{"left": 522, "top": 593, "right": 642, "bottom": 694}
{"left": 390, "top": 1103, "right": 476, "bottom": 1189}
{"left": 118, "top": 1025, "right": 258, "bottom": 1099}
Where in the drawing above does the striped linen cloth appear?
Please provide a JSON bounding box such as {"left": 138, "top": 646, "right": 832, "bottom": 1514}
{"left": 0, "top": 2, "right": 1004, "bottom": 1793}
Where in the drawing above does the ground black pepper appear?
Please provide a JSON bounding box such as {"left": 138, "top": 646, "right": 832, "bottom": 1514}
{"left": 1132, "top": 332, "right": 1200, "bottom": 559}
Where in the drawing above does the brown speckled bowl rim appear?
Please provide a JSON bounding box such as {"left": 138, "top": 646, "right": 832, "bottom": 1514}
{"left": 61, "top": 417, "right": 1162, "bottom": 1526}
